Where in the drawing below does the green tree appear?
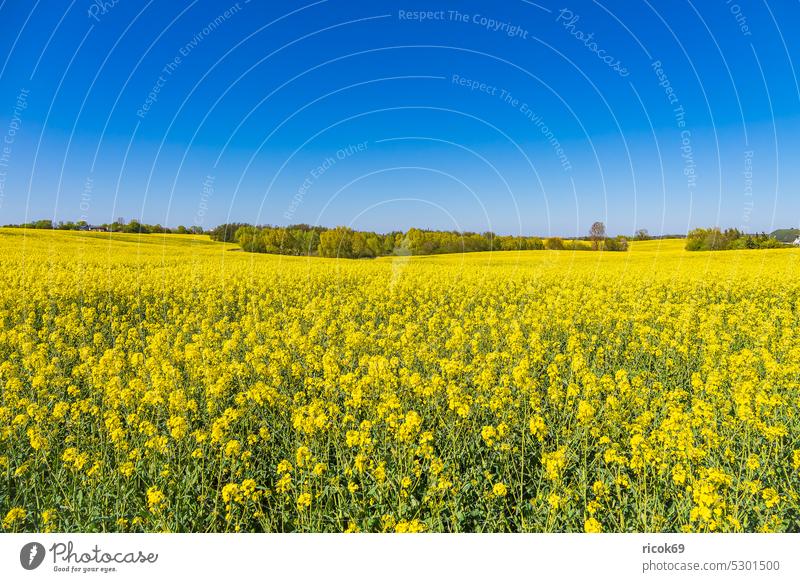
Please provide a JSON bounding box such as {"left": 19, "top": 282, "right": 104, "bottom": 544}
{"left": 319, "top": 226, "right": 355, "bottom": 258}
{"left": 589, "top": 221, "right": 606, "bottom": 250}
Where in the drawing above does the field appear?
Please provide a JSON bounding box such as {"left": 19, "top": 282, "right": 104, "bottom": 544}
{"left": 1, "top": 229, "right": 799, "bottom": 532}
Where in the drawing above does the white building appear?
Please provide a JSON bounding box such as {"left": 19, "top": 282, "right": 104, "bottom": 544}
{"left": 793, "top": 236, "right": 800, "bottom": 246}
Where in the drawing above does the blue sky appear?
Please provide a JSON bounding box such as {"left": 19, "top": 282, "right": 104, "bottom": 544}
{"left": 0, "top": 0, "right": 798, "bottom": 236}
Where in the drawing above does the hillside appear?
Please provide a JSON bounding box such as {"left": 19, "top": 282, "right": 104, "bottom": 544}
{"left": 771, "top": 228, "right": 800, "bottom": 243}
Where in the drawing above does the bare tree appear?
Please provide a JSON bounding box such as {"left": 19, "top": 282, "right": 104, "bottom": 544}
{"left": 589, "top": 221, "right": 606, "bottom": 250}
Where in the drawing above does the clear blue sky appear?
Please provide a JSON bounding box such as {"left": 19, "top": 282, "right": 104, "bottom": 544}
{"left": 0, "top": 0, "right": 798, "bottom": 236}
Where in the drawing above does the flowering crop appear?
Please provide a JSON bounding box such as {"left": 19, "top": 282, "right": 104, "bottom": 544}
{"left": 1, "top": 230, "right": 799, "bottom": 532}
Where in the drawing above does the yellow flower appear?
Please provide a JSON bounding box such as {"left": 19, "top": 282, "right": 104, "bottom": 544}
{"left": 27, "top": 427, "right": 48, "bottom": 451}
{"left": 241, "top": 479, "right": 257, "bottom": 499}
{"left": 395, "top": 519, "right": 425, "bottom": 533}
{"left": 397, "top": 411, "right": 422, "bottom": 443}
{"left": 492, "top": 482, "right": 508, "bottom": 497}
{"left": 167, "top": 416, "right": 189, "bottom": 440}
{"left": 295, "top": 446, "right": 312, "bottom": 468}
{"left": 762, "top": 488, "right": 780, "bottom": 508}
{"left": 672, "top": 464, "right": 687, "bottom": 485}
{"left": 276, "top": 474, "right": 292, "bottom": 494}
{"left": 542, "top": 448, "right": 567, "bottom": 481}
{"left": 528, "top": 415, "right": 546, "bottom": 441}
{"left": 2, "top": 507, "right": 27, "bottom": 529}
{"left": 481, "top": 425, "right": 497, "bottom": 446}
{"left": 146, "top": 486, "right": 166, "bottom": 513}
{"left": 296, "top": 493, "right": 312, "bottom": 510}
{"left": 62, "top": 447, "right": 77, "bottom": 463}
{"left": 41, "top": 509, "right": 57, "bottom": 525}
{"left": 577, "top": 400, "right": 595, "bottom": 424}
{"left": 86, "top": 461, "right": 102, "bottom": 478}
{"left": 592, "top": 480, "right": 608, "bottom": 498}
{"left": 584, "top": 517, "right": 602, "bottom": 533}
{"left": 222, "top": 483, "right": 241, "bottom": 503}
{"left": 223, "top": 439, "right": 241, "bottom": 457}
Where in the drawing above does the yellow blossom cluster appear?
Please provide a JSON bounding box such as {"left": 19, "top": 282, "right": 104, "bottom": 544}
{"left": 0, "top": 231, "right": 798, "bottom": 532}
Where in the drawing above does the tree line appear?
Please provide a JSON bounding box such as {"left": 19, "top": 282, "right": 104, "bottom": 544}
{"left": 685, "top": 228, "right": 786, "bottom": 251}
{"left": 5, "top": 218, "right": 204, "bottom": 234}
{"left": 232, "top": 224, "right": 398, "bottom": 258}
{"left": 5, "top": 218, "right": 638, "bottom": 258}
{"left": 216, "top": 221, "right": 630, "bottom": 258}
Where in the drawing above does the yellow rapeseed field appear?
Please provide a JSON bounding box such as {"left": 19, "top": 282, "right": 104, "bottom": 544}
{"left": 1, "top": 229, "right": 799, "bottom": 532}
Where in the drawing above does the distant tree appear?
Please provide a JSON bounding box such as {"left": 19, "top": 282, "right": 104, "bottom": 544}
{"left": 351, "top": 231, "right": 367, "bottom": 258}
{"left": 499, "top": 236, "right": 520, "bottom": 251}
{"left": 568, "top": 239, "right": 593, "bottom": 251}
{"left": 319, "top": 226, "right": 355, "bottom": 258}
{"left": 209, "top": 223, "right": 252, "bottom": 243}
{"left": 236, "top": 226, "right": 265, "bottom": 253}
{"left": 24, "top": 219, "right": 55, "bottom": 229}
{"left": 589, "top": 222, "right": 606, "bottom": 250}
{"left": 545, "top": 237, "right": 564, "bottom": 250}
{"left": 123, "top": 220, "right": 151, "bottom": 234}
{"left": 365, "top": 234, "right": 382, "bottom": 258}
{"left": 634, "top": 229, "right": 650, "bottom": 241}
{"left": 604, "top": 236, "right": 629, "bottom": 252}
{"left": 685, "top": 227, "right": 762, "bottom": 251}
{"left": 527, "top": 237, "right": 545, "bottom": 250}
